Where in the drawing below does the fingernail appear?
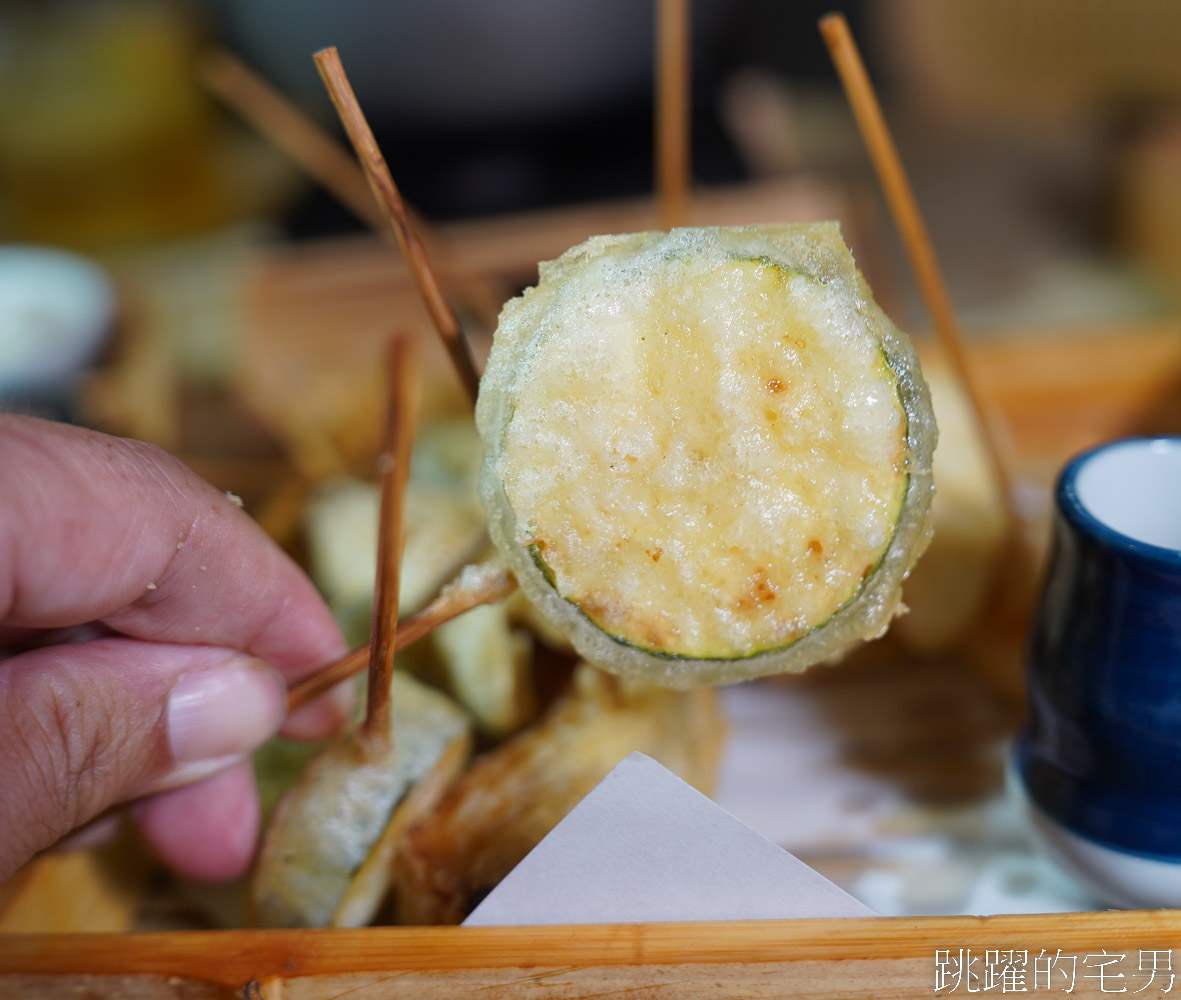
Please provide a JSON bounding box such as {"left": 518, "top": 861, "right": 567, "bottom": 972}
{"left": 167, "top": 659, "right": 286, "bottom": 762}
{"left": 138, "top": 753, "right": 250, "bottom": 798}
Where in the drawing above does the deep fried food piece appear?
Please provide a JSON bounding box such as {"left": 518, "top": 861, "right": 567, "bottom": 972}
{"left": 477, "top": 224, "right": 936, "bottom": 687}
{"left": 251, "top": 672, "right": 470, "bottom": 927}
{"left": 393, "top": 663, "right": 724, "bottom": 925}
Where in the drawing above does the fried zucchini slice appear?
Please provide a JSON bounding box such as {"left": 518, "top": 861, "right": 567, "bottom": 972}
{"left": 250, "top": 672, "right": 471, "bottom": 928}
{"left": 477, "top": 223, "right": 936, "bottom": 687}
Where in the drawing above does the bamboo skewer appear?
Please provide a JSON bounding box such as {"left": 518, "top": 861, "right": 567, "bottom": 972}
{"left": 200, "top": 49, "right": 389, "bottom": 234}
{"left": 286, "top": 562, "right": 518, "bottom": 716}
{"left": 818, "top": 13, "right": 1014, "bottom": 512}
{"left": 656, "top": 0, "right": 692, "bottom": 229}
{"left": 200, "top": 49, "right": 508, "bottom": 331}
{"left": 313, "top": 46, "right": 482, "bottom": 407}
{"left": 361, "top": 332, "right": 421, "bottom": 744}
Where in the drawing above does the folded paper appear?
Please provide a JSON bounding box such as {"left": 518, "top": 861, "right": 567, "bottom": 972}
{"left": 464, "top": 751, "right": 875, "bottom": 926}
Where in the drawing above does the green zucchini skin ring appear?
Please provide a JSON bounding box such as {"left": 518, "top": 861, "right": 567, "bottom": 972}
{"left": 477, "top": 223, "right": 936, "bottom": 689}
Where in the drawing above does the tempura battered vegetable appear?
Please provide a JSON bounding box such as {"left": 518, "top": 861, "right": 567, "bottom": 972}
{"left": 394, "top": 663, "right": 724, "bottom": 925}
{"left": 477, "top": 223, "right": 936, "bottom": 687}
{"left": 431, "top": 601, "right": 536, "bottom": 738}
{"left": 251, "top": 671, "right": 470, "bottom": 928}
{"left": 894, "top": 360, "right": 1008, "bottom": 653}
{"left": 304, "top": 419, "right": 488, "bottom": 644}
{"left": 253, "top": 332, "right": 476, "bottom": 930}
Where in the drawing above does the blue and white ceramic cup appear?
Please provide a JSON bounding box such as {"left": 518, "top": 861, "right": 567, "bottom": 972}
{"left": 1013, "top": 436, "right": 1181, "bottom": 909}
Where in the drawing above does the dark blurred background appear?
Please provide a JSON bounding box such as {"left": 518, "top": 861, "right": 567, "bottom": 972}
{"left": 3, "top": 2, "right": 1180, "bottom": 270}
{"left": 1, "top": 1, "right": 1178, "bottom": 285}
{"left": 0, "top": 0, "right": 881, "bottom": 238}
{"left": 202, "top": 0, "right": 868, "bottom": 228}
{"left": 0, "top": 0, "right": 1179, "bottom": 437}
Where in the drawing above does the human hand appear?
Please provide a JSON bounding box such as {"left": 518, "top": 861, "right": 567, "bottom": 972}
{"left": 0, "top": 414, "right": 351, "bottom": 884}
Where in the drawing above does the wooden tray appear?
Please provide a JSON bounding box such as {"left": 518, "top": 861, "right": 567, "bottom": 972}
{"left": 2, "top": 912, "right": 1181, "bottom": 997}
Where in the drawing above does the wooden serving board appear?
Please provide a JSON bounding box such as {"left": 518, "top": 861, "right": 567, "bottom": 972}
{"left": 3, "top": 912, "right": 1181, "bottom": 998}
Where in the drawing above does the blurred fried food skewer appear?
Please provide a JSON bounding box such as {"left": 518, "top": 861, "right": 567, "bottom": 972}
{"left": 255, "top": 331, "right": 474, "bottom": 928}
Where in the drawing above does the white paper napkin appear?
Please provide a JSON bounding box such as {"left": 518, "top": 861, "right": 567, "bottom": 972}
{"left": 463, "top": 751, "right": 875, "bottom": 926}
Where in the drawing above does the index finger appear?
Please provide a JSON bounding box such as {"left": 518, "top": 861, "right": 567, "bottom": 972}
{"left": 0, "top": 415, "right": 346, "bottom": 679}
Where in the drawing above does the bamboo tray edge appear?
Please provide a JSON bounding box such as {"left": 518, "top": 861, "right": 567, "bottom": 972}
{"left": 4, "top": 912, "right": 1181, "bottom": 999}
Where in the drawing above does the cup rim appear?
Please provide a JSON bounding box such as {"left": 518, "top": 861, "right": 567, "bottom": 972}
{"left": 1058, "top": 435, "right": 1181, "bottom": 570}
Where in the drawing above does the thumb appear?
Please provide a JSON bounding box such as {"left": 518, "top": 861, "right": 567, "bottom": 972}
{"left": 0, "top": 637, "right": 286, "bottom": 880}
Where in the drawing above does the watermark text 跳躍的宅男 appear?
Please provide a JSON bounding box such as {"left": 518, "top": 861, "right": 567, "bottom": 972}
{"left": 935, "top": 948, "right": 1176, "bottom": 993}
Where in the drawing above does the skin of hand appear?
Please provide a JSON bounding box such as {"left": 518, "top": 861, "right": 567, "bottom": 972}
{"left": 0, "top": 414, "right": 352, "bottom": 884}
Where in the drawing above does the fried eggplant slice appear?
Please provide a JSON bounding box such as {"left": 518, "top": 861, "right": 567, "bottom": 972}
{"left": 251, "top": 672, "right": 471, "bottom": 928}
{"left": 477, "top": 223, "right": 936, "bottom": 687}
{"left": 394, "top": 663, "right": 725, "bottom": 925}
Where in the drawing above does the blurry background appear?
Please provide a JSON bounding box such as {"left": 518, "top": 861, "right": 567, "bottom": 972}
{"left": 1, "top": 0, "right": 1180, "bottom": 924}
{"left": 1, "top": 1, "right": 1179, "bottom": 424}
{"left": 2, "top": 0, "right": 1179, "bottom": 406}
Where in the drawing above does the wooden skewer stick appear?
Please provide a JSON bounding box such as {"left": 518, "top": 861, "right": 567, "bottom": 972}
{"left": 656, "top": 0, "right": 691, "bottom": 230}
{"left": 200, "top": 49, "right": 388, "bottom": 234}
{"left": 818, "top": 13, "right": 1014, "bottom": 509}
{"left": 362, "top": 332, "right": 421, "bottom": 743}
{"left": 199, "top": 49, "right": 508, "bottom": 330}
{"left": 286, "top": 561, "right": 518, "bottom": 715}
{"left": 313, "top": 46, "right": 482, "bottom": 407}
